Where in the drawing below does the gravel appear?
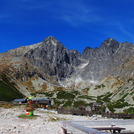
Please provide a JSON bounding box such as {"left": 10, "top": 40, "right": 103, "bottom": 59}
{"left": 0, "top": 107, "right": 134, "bottom": 134}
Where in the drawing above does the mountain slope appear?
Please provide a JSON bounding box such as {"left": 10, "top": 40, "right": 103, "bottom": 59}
{"left": 0, "top": 36, "right": 133, "bottom": 113}
{"left": 0, "top": 73, "right": 24, "bottom": 101}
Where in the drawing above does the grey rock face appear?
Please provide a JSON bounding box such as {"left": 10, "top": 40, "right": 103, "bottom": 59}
{"left": 82, "top": 47, "right": 94, "bottom": 60}
{"left": 0, "top": 36, "right": 133, "bottom": 84}
{"left": 24, "top": 36, "right": 81, "bottom": 79}
{"left": 81, "top": 38, "right": 134, "bottom": 81}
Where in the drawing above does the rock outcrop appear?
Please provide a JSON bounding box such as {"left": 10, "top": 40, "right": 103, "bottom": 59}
{"left": 81, "top": 38, "right": 134, "bottom": 81}
{"left": 24, "top": 36, "right": 81, "bottom": 79}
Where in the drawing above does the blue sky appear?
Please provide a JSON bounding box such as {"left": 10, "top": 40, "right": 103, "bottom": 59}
{"left": 0, "top": 0, "right": 134, "bottom": 53}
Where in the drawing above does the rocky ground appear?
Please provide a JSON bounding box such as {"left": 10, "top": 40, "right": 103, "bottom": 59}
{"left": 0, "top": 106, "right": 134, "bottom": 134}
{"left": 0, "top": 106, "right": 90, "bottom": 134}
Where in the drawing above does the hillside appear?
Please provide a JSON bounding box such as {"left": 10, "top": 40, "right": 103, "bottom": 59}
{"left": 0, "top": 36, "right": 133, "bottom": 113}
{"left": 0, "top": 74, "right": 24, "bottom": 101}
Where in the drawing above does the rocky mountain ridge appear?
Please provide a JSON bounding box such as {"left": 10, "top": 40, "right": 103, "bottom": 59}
{"left": 0, "top": 36, "right": 133, "bottom": 113}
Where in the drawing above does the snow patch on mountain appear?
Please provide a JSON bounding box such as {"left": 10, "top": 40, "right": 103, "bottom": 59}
{"left": 78, "top": 62, "right": 89, "bottom": 68}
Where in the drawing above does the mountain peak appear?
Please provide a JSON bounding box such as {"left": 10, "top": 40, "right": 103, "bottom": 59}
{"left": 43, "top": 36, "right": 58, "bottom": 42}
{"left": 42, "top": 36, "right": 61, "bottom": 47}
{"left": 101, "top": 37, "right": 120, "bottom": 50}
{"left": 107, "top": 37, "right": 115, "bottom": 41}
{"left": 102, "top": 38, "right": 118, "bottom": 46}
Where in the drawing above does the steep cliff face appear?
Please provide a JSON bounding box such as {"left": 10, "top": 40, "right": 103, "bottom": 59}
{"left": 81, "top": 38, "right": 134, "bottom": 81}
{"left": 24, "top": 36, "right": 81, "bottom": 79}
{"left": 0, "top": 36, "right": 133, "bottom": 110}
{"left": 0, "top": 36, "right": 133, "bottom": 86}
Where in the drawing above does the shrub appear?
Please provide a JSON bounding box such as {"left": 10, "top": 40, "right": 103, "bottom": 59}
{"left": 102, "top": 92, "right": 113, "bottom": 102}
{"left": 128, "top": 78, "right": 134, "bottom": 82}
{"left": 107, "top": 99, "right": 130, "bottom": 113}
{"left": 94, "top": 84, "right": 105, "bottom": 89}
{"left": 73, "top": 100, "right": 87, "bottom": 107}
{"left": 53, "top": 99, "right": 64, "bottom": 106}
{"left": 62, "top": 100, "right": 73, "bottom": 107}
{"left": 57, "top": 91, "right": 75, "bottom": 99}
{"left": 123, "top": 107, "right": 134, "bottom": 114}
{"left": 78, "top": 95, "right": 96, "bottom": 100}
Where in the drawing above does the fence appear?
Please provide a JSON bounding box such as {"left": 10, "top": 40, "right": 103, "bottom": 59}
{"left": 102, "top": 113, "right": 134, "bottom": 119}
{"left": 57, "top": 107, "right": 134, "bottom": 119}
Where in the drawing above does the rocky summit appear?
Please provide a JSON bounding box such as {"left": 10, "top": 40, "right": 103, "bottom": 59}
{"left": 0, "top": 36, "right": 134, "bottom": 113}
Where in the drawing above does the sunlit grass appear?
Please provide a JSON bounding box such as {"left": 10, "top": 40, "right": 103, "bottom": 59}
{"left": 18, "top": 114, "right": 39, "bottom": 119}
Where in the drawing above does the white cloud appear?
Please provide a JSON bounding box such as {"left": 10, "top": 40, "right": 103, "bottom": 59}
{"left": 117, "top": 24, "right": 134, "bottom": 43}
{"left": 104, "top": 19, "right": 134, "bottom": 43}
{"left": 0, "top": 0, "right": 102, "bottom": 26}
{"left": 51, "top": 0, "right": 102, "bottom": 27}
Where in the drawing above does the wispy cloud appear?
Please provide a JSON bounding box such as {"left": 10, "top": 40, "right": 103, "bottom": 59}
{"left": 1, "top": 0, "right": 134, "bottom": 39}
{"left": 57, "top": 9, "right": 101, "bottom": 27}
{"left": 0, "top": 0, "right": 102, "bottom": 27}
{"left": 117, "top": 23, "right": 134, "bottom": 42}
{"left": 15, "top": 0, "right": 102, "bottom": 26}
{"left": 98, "top": 17, "right": 134, "bottom": 43}
{"left": 51, "top": 0, "right": 102, "bottom": 27}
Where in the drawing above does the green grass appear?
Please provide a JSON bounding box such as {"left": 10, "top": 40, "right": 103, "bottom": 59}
{"left": 32, "top": 91, "right": 54, "bottom": 97}
{"left": 57, "top": 91, "right": 75, "bottom": 99}
{"left": 73, "top": 100, "right": 88, "bottom": 107}
{"left": 107, "top": 100, "right": 130, "bottom": 113}
{"left": 94, "top": 84, "right": 105, "bottom": 89}
{"left": 102, "top": 92, "right": 113, "bottom": 102}
{"left": 123, "top": 107, "right": 134, "bottom": 114}
{"left": 18, "top": 114, "right": 38, "bottom": 119}
{"left": 62, "top": 100, "right": 73, "bottom": 107}
{"left": 53, "top": 99, "right": 64, "bottom": 106}
{"left": 78, "top": 95, "right": 96, "bottom": 100}
{"left": 0, "top": 79, "right": 24, "bottom": 101}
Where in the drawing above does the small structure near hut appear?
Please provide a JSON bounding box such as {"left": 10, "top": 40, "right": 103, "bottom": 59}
{"left": 90, "top": 102, "right": 103, "bottom": 114}
{"left": 33, "top": 98, "right": 51, "bottom": 109}
{"left": 13, "top": 98, "right": 27, "bottom": 104}
{"left": 13, "top": 98, "right": 51, "bottom": 109}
